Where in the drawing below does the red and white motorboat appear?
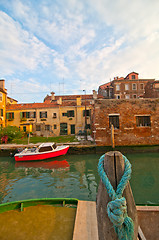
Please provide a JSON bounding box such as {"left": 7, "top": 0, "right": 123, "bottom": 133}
{"left": 14, "top": 142, "right": 69, "bottom": 162}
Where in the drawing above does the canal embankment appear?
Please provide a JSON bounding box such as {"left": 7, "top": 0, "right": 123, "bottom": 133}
{"left": 0, "top": 143, "right": 159, "bottom": 156}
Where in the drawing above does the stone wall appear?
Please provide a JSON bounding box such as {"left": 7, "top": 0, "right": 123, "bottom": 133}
{"left": 93, "top": 98, "right": 159, "bottom": 146}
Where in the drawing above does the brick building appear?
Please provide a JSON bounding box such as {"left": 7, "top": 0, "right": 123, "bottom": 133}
{"left": 144, "top": 81, "right": 159, "bottom": 98}
{"left": 92, "top": 98, "right": 159, "bottom": 146}
{"left": 98, "top": 72, "right": 155, "bottom": 99}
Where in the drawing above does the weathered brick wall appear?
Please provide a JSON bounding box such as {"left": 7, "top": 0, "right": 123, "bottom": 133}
{"left": 93, "top": 98, "right": 159, "bottom": 146}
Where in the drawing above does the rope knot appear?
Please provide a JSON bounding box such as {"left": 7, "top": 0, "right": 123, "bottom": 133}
{"left": 107, "top": 197, "right": 127, "bottom": 227}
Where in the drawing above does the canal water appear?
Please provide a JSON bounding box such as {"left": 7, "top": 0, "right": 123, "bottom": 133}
{"left": 0, "top": 152, "right": 159, "bottom": 205}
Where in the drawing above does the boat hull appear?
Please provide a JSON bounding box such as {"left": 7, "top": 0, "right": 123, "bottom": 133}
{"left": 14, "top": 146, "right": 69, "bottom": 162}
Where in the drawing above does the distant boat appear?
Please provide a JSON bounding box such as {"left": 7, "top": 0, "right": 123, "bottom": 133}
{"left": 14, "top": 142, "right": 69, "bottom": 162}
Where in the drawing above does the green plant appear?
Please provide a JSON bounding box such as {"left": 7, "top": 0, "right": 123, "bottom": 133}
{"left": 0, "top": 126, "right": 22, "bottom": 142}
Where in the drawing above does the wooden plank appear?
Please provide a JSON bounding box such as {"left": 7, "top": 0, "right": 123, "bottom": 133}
{"left": 138, "top": 226, "right": 147, "bottom": 240}
{"left": 73, "top": 200, "right": 99, "bottom": 240}
{"left": 136, "top": 206, "right": 159, "bottom": 212}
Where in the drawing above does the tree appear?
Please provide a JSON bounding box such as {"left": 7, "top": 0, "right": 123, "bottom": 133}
{"left": 0, "top": 126, "right": 22, "bottom": 142}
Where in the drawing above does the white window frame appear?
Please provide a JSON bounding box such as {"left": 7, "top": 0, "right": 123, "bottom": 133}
{"left": 125, "top": 95, "right": 130, "bottom": 99}
{"left": 132, "top": 83, "right": 137, "bottom": 90}
{"left": 116, "top": 84, "right": 120, "bottom": 91}
{"left": 125, "top": 84, "right": 129, "bottom": 90}
{"left": 116, "top": 95, "right": 120, "bottom": 99}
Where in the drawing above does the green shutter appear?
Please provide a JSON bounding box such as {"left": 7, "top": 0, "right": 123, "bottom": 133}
{"left": 20, "top": 112, "right": 23, "bottom": 119}
{"left": 1, "top": 109, "right": 3, "bottom": 117}
{"left": 12, "top": 112, "right": 14, "bottom": 119}
{"left": 26, "top": 112, "right": 29, "bottom": 118}
{"left": 6, "top": 112, "right": 9, "bottom": 119}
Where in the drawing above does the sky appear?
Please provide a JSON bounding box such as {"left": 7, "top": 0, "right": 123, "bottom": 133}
{"left": 0, "top": 0, "right": 159, "bottom": 103}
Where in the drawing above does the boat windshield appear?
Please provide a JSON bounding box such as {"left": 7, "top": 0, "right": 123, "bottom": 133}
{"left": 39, "top": 146, "right": 52, "bottom": 152}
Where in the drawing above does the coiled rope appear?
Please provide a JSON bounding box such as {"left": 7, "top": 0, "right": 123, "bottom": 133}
{"left": 98, "top": 154, "right": 134, "bottom": 240}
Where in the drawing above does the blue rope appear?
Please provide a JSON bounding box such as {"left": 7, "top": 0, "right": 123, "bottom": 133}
{"left": 98, "top": 154, "right": 134, "bottom": 240}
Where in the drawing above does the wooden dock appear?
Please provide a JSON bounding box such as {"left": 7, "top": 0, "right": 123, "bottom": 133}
{"left": 73, "top": 200, "right": 99, "bottom": 240}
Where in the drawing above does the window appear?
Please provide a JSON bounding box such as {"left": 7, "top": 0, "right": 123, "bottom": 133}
{"left": 116, "top": 84, "right": 120, "bottom": 91}
{"left": 133, "top": 95, "right": 137, "bottom": 99}
{"left": 0, "top": 109, "right": 3, "bottom": 117}
{"left": 53, "top": 113, "right": 57, "bottom": 118}
{"left": 30, "top": 112, "right": 36, "bottom": 118}
{"left": 125, "top": 84, "right": 129, "bottom": 90}
{"left": 125, "top": 95, "right": 130, "bottom": 99}
{"left": 20, "top": 112, "right": 36, "bottom": 118}
{"left": 136, "top": 116, "right": 151, "bottom": 127}
{"left": 23, "top": 126, "right": 26, "bottom": 132}
{"left": 67, "top": 110, "right": 74, "bottom": 117}
{"left": 83, "top": 110, "right": 90, "bottom": 117}
{"left": 39, "top": 146, "right": 52, "bottom": 152}
{"left": 6, "top": 112, "right": 14, "bottom": 119}
{"left": 36, "top": 125, "right": 41, "bottom": 131}
{"left": 54, "top": 124, "right": 57, "bottom": 129}
{"left": 132, "top": 83, "right": 137, "bottom": 90}
{"left": 116, "top": 95, "right": 120, "bottom": 99}
{"left": 0, "top": 93, "right": 2, "bottom": 102}
{"left": 40, "top": 111, "right": 47, "bottom": 118}
{"left": 62, "top": 112, "right": 67, "bottom": 117}
{"left": 86, "top": 124, "right": 90, "bottom": 129}
{"left": 109, "top": 115, "right": 119, "bottom": 129}
{"left": 45, "top": 125, "right": 51, "bottom": 131}
{"left": 140, "top": 83, "right": 144, "bottom": 90}
{"left": 132, "top": 75, "right": 136, "bottom": 79}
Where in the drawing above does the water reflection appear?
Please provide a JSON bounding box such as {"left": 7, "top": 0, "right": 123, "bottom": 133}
{"left": 0, "top": 152, "right": 159, "bottom": 205}
{"left": 15, "top": 159, "right": 70, "bottom": 171}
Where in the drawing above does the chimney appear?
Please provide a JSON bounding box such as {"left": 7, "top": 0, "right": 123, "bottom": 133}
{"left": 57, "top": 97, "right": 62, "bottom": 105}
{"left": 93, "top": 90, "right": 97, "bottom": 99}
{"left": 51, "top": 92, "right": 55, "bottom": 101}
{"left": 0, "top": 80, "right": 5, "bottom": 90}
{"left": 76, "top": 97, "right": 81, "bottom": 106}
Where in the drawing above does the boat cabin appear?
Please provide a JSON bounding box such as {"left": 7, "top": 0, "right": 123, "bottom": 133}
{"left": 38, "top": 143, "right": 57, "bottom": 152}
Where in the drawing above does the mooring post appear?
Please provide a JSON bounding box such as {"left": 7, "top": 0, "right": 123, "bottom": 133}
{"left": 111, "top": 124, "right": 115, "bottom": 149}
{"left": 96, "top": 151, "right": 138, "bottom": 240}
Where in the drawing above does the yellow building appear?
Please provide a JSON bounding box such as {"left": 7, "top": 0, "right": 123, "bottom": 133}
{"left": 6, "top": 94, "right": 93, "bottom": 136}
{"left": 0, "top": 80, "right": 7, "bottom": 128}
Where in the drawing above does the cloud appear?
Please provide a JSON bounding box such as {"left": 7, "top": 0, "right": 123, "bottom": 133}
{"left": 7, "top": 77, "right": 50, "bottom": 103}
{"left": 0, "top": 11, "right": 53, "bottom": 76}
{"left": 1, "top": 0, "right": 159, "bottom": 103}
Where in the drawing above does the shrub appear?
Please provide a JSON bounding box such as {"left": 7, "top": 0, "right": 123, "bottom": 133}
{"left": 0, "top": 126, "right": 22, "bottom": 142}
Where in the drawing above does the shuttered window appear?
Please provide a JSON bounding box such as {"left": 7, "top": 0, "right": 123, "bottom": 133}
{"left": 40, "top": 112, "right": 47, "bottom": 118}
{"left": 83, "top": 110, "right": 90, "bottom": 117}
{"left": 6, "top": 112, "right": 14, "bottom": 119}
{"left": 109, "top": 115, "right": 119, "bottom": 129}
{"left": 136, "top": 116, "right": 151, "bottom": 127}
{"left": 20, "top": 112, "right": 36, "bottom": 118}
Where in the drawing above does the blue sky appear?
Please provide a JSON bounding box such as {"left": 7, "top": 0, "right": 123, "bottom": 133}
{"left": 0, "top": 0, "right": 159, "bottom": 103}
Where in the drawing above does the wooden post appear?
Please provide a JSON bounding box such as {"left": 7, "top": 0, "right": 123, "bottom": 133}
{"left": 96, "top": 151, "right": 138, "bottom": 240}
{"left": 111, "top": 124, "right": 115, "bottom": 148}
